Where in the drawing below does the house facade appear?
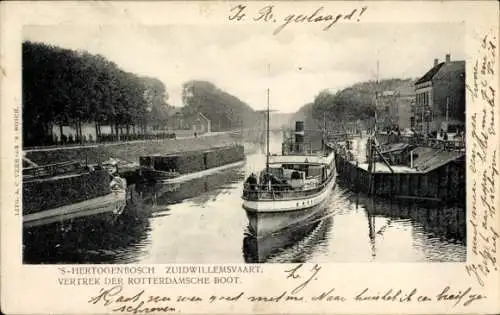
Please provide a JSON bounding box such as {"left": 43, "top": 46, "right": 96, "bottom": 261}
{"left": 375, "top": 85, "right": 415, "bottom": 131}
{"left": 172, "top": 112, "right": 211, "bottom": 134}
{"left": 412, "top": 54, "right": 465, "bottom": 134}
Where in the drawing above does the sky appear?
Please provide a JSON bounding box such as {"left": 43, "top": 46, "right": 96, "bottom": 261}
{"left": 24, "top": 23, "right": 464, "bottom": 113}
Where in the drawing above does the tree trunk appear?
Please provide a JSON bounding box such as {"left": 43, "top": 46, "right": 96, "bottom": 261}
{"left": 78, "top": 120, "right": 82, "bottom": 143}
{"left": 116, "top": 123, "right": 121, "bottom": 141}
{"left": 95, "top": 121, "right": 99, "bottom": 142}
{"left": 79, "top": 120, "right": 83, "bottom": 144}
{"left": 59, "top": 123, "right": 64, "bottom": 144}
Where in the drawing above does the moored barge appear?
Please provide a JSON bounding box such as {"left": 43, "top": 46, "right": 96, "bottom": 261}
{"left": 139, "top": 145, "right": 245, "bottom": 183}
{"left": 23, "top": 160, "right": 127, "bottom": 229}
{"left": 333, "top": 135, "right": 465, "bottom": 206}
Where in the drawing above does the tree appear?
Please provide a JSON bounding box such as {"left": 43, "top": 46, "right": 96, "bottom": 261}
{"left": 181, "top": 80, "right": 258, "bottom": 131}
{"left": 22, "top": 41, "right": 164, "bottom": 146}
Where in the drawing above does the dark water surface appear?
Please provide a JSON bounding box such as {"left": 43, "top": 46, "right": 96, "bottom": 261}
{"left": 23, "top": 138, "right": 466, "bottom": 264}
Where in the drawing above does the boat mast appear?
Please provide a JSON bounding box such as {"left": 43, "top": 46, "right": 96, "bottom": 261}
{"left": 266, "top": 87, "right": 270, "bottom": 175}
{"left": 322, "top": 111, "right": 326, "bottom": 150}
{"left": 266, "top": 63, "right": 270, "bottom": 175}
{"left": 374, "top": 57, "right": 379, "bottom": 135}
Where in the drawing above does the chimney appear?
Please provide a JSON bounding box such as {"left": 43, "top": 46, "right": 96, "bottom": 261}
{"left": 445, "top": 54, "right": 451, "bottom": 62}
{"left": 434, "top": 59, "right": 439, "bottom": 66}
{"left": 294, "top": 121, "right": 305, "bottom": 152}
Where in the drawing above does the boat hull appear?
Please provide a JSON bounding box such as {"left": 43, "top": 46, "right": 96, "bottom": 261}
{"left": 23, "top": 190, "right": 127, "bottom": 229}
{"left": 242, "top": 172, "right": 336, "bottom": 213}
{"left": 244, "top": 178, "right": 335, "bottom": 238}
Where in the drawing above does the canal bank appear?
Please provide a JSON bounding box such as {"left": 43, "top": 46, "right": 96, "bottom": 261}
{"left": 24, "top": 133, "right": 241, "bottom": 166}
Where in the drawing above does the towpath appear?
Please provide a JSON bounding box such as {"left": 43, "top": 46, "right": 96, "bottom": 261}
{"left": 23, "top": 130, "right": 241, "bottom": 153}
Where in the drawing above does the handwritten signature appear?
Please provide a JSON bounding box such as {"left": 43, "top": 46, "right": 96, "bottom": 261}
{"left": 284, "top": 263, "right": 321, "bottom": 294}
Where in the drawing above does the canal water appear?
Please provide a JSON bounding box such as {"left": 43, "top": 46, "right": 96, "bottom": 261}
{"left": 23, "top": 134, "right": 466, "bottom": 264}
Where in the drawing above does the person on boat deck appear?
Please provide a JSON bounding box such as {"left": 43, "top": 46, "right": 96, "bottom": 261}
{"left": 246, "top": 173, "right": 258, "bottom": 191}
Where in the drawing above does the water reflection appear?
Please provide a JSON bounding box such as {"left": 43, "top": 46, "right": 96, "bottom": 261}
{"left": 322, "top": 183, "right": 466, "bottom": 262}
{"left": 137, "top": 168, "right": 245, "bottom": 208}
{"left": 243, "top": 210, "right": 332, "bottom": 263}
{"left": 355, "top": 193, "right": 466, "bottom": 246}
{"left": 23, "top": 185, "right": 151, "bottom": 264}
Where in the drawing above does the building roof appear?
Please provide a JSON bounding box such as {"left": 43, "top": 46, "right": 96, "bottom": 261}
{"left": 415, "top": 61, "right": 465, "bottom": 85}
{"left": 415, "top": 63, "right": 445, "bottom": 85}
{"left": 412, "top": 147, "right": 464, "bottom": 173}
{"left": 380, "top": 143, "right": 410, "bottom": 154}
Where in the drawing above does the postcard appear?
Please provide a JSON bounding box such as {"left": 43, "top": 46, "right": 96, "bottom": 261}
{"left": 1, "top": 1, "right": 499, "bottom": 314}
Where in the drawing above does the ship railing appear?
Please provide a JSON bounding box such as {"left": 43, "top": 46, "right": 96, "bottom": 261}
{"left": 281, "top": 143, "right": 333, "bottom": 157}
{"left": 242, "top": 180, "right": 328, "bottom": 201}
{"left": 390, "top": 135, "right": 465, "bottom": 151}
{"left": 410, "top": 137, "right": 465, "bottom": 150}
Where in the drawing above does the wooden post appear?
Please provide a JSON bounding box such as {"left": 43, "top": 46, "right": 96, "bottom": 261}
{"left": 390, "top": 174, "right": 394, "bottom": 197}
{"left": 434, "top": 171, "right": 439, "bottom": 200}
{"left": 367, "top": 138, "right": 373, "bottom": 196}
{"left": 371, "top": 173, "right": 376, "bottom": 196}
{"left": 446, "top": 164, "right": 450, "bottom": 203}
{"left": 398, "top": 173, "right": 402, "bottom": 197}
{"left": 355, "top": 161, "right": 359, "bottom": 191}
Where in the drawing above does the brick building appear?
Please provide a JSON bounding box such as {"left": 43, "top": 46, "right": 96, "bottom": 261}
{"left": 412, "top": 54, "right": 465, "bottom": 134}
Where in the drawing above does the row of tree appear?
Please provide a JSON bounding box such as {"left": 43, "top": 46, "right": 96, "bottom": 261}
{"left": 23, "top": 41, "right": 171, "bottom": 147}
{"left": 23, "top": 42, "right": 261, "bottom": 147}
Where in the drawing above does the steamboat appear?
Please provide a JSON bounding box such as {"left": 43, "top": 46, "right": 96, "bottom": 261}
{"left": 241, "top": 90, "right": 335, "bottom": 237}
